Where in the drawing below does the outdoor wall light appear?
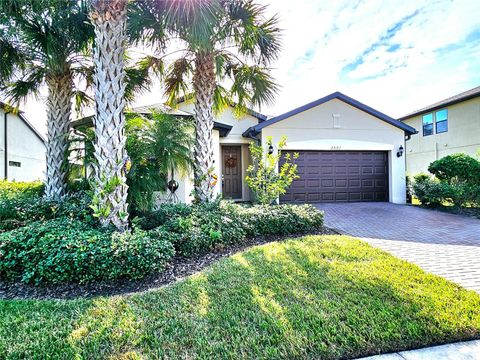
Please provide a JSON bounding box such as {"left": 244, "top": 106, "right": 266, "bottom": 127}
{"left": 396, "top": 145, "right": 404, "bottom": 158}
{"left": 268, "top": 144, "right": 274, "bottom": 155}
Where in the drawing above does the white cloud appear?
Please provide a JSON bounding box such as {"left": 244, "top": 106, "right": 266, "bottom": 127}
{"left": 14, "top": 0, "right": 480, "bottom": 133}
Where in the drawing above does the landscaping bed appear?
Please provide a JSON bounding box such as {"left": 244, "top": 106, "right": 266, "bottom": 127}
{"left": 0, "top": 188, "right": 325, "bottom": 290}
{"left": 2, "top": 235, "right": 480, "bottom": 359}
{"left": 0, "top": 229, "right": 335, "bottom": 300}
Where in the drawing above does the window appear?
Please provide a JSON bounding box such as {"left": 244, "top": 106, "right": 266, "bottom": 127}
{"left": 8, "top": 161, "right": 21, "bottom": 167}
{"left": 435, "top": 109, "right": 448, "bottom": 133}
{"left": 422, "top": 113, "right": 433, "bottom": 136}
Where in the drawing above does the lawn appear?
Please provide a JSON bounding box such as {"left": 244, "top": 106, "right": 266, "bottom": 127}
{"left": 2, "top": 235, "right": 480, "bottom": 359}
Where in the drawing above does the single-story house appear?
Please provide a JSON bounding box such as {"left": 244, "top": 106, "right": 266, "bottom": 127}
{"left": 73, "top": 91, "right": 417, "bottom": 205}
{"left": 0, "top": 102, "right": 46, "bottom": 181}
{"left": 399, "top": 86, "right": 480, "bottom": 175}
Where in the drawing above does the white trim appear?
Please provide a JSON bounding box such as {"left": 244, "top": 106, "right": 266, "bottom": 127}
{"left": 282, "top": 139, "right": 395, "bottom": 151}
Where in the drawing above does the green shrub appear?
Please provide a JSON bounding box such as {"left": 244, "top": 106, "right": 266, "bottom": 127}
{"left": 246, "top": 136, "right": 299, "bottom": 205}
{"left": 237, "top": 203, "right": 325, "bottom": 237}
{"left": 132, "top": 203, "right": 192, "bottom": 230}
{"left": 168, "top": 201, "right": 246, "bottom": 257}
{"left": 0, "top": 217, "right": 175, "bottom": 284}
{"left": 413, "top": 174, "right": 480, "bottom": 207}
{"left": 428, "top": 153, "right": 480, "bottom": 184}
{"left": 0, "top": 192, "right": 94, "bottom": 232}
{"left": 0, "top": 180, "right": 44, "bottom": 200}
{"left": 413, "top": 174, "right": 450, "bottom": 207}
{"left": 142, "top": 201, "right": 324, "bottom": 257}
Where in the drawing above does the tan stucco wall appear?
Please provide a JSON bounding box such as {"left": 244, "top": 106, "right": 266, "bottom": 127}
{"left": 402, "top": 97, "right": 480, "bottom": 175}
{"left": 261, "top": 99, "right": 407, "bottom": 204}
{"left": 0, "top": 109, "right": 46, "bottom": 182}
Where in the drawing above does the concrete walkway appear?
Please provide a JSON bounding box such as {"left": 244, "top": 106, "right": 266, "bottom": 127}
{"left": 358, "top": 339, "right": 480, "bottom": 359}
{"left": 315, "top": 203, "right": 480, "bottom": 292}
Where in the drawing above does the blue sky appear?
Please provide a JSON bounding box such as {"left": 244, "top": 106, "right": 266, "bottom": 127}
{"left": 22, "top": 0, "right": 480, "bottom": 133}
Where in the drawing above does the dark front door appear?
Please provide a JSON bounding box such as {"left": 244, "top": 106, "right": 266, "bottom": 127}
{"left": 222, "top": 145, "right": 242, "bottom": 199}
{"left": 280, "top": 150, "right": 389, "bottom": 203}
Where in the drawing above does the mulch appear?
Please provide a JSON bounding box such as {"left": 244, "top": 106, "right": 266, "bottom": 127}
{"left": 0, "top": 228, "right": 337, "bottom": 301}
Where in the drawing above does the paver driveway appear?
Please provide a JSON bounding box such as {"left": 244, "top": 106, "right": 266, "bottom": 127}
{"left": 315, "top": 203, "right": 480, "bottom": 293}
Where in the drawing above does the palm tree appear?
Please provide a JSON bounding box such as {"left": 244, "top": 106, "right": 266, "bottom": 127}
{"left": 125, "top": 111, "right": 193, "bottom": 213}
{"left": 0, "top": 0, "right": 94, "bottom": 199}
{"left": 89, "top": 0, "right": 130, "bottom": 230}
{"left": 132, "top": 0, "right": 281, "bottom": 202}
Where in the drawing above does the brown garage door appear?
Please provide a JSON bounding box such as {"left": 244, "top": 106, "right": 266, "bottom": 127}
{"left": 280, "top": 151, "right": 388, "bottom": 203}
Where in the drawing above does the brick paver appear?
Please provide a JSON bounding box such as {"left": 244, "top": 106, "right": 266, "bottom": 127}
{"left": 315, "top": 203, "right": 480, "bottom": 293}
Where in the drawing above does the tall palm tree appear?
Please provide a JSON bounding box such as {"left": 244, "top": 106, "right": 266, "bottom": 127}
{"left": 132, "top": 0, "right": 281, "bottom": 202}
{"left": 89, "top": 0, "right": 129, "bottom": 230}
{"left": 0, "top": 0, "right": 94, "bottom": 199}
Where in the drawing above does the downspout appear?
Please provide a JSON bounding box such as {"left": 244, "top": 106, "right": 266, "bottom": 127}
{"left": 4, "top": 111, "right": 8, "bottom": 180}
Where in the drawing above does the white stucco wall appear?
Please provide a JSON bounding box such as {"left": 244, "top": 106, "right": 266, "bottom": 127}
{"left": 0, "top": 109, "right": 46, "bottom": 182}
{"left": 178, "top": 102, "right": 259, "bottom": 144}
{"left": 261, "top": 99, "right": 407, "bottom": 204}
{"left": 154, "top": 129, "right": 221, "bottom": 205}
{"left": 170, "top": 103, "right": 257, "bottom": 203}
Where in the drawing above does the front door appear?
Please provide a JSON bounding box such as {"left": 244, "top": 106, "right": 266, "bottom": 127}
{"left": 222, "top": 145, "right": 242, "bottom": 199}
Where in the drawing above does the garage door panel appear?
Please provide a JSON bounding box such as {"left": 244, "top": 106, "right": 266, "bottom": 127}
{"left": 280, "top": 150, "right": 388, "bottom": 203}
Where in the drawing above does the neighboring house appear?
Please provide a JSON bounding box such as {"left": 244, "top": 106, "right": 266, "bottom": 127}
{"left": 399, "top": 86, "right": 480, "bottom": 175}
{"left": 73, "top": 91, "right": 416, "bottom": 205}
{"left": 0, "top": 102, "right": 46, "bottom": 182}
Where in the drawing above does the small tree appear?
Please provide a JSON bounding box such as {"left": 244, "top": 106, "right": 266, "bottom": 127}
{"left": 246, "top": 136, "right": 299, "bottom": 205}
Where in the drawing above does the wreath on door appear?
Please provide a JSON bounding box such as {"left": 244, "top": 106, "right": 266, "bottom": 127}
{"left": 225, "top": 156, "right": 237, "bottom": 168}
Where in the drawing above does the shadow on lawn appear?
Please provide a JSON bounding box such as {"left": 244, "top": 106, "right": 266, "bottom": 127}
{"left": 59, "top": 236, "right": 480, "bottom": 360}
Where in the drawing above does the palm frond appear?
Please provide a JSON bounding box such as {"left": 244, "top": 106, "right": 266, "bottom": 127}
{"left": 137, "top": 55, "right": 166, "bottom": 80}
{"left": 1, "top": 66, "right": 45, "bottom": 104}
{"left": 164, "top": 0, "right": 221, "bottom": 52}
{"left": 224, "top": 0, "right": 282, "bottom": 65}
{"left": 229, "top": 64, "right": 279, "bottom": 111}
{"left": 164, "top": 57, "right": 193, "bottom": 107}
{"left": 124, "top": 66, "right": 153, "bottom": 104}
{"left": 0, "top": 31, "right": 28, "bottom": 82}
{"left": 212, "top": 84, "right": 232, "bottom": 115}
{"left": 73, "top": 89, "right": 93, "bottom": 116}
{"left": 128, "top": 0, "right": 167, "bottom": 50}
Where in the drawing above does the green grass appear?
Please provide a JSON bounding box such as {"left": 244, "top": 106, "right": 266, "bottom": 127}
{"left": 2, "top": 235, "right": 480, "bottom": 359}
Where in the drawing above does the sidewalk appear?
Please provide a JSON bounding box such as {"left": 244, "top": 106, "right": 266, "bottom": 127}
{"left": 358, "top": 340, "right": 480, "bottom": 359}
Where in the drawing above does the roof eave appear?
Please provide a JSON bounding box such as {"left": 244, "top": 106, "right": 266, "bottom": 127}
{"left": 399, "top": 92, "right": 480, "bottom": 120}
{"left": 251, "top": 91, "right": 417, "bottom": 135}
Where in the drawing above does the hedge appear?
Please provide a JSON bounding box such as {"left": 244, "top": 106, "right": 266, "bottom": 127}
{"left": 0, "top": 217, "right": 175, "bottom": 284}
{"left": 139, "top": 201, "right": 325, "bottom": 257}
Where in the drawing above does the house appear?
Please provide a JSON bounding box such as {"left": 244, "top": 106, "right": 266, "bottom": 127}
{"left": 399, "top": 86, "right": 480, "bottom": 175}
{"left": 244, "top": 92, "right": 416, "bottom": 204}
{"left": 0, "top": 102, "right": 46, "bottom": 182}
{"left": 73, "top": 91, "right": 416, "bottom": 205}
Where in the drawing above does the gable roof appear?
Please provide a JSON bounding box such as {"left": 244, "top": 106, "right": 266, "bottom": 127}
{"left": 175, "top": 95, "right": 268, "bottom": 122}
{"left": 399, "top": 86, "right": 480, "bottom": 120}
{"left": 0, "top": 101, "right": 46, "bottom": 143}
{"left": 243, "top": 91, "right": 417, "bottom": 137}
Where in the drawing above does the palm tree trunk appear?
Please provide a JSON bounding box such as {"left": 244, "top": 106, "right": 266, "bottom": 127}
{"left": 192, "top": 52, "right": 216, "bottom": 202}
{"left": 45, "top": 73, "right": 72, "bottom": 199}
{"left": 90, "top": 0, "right": 129, "bottom": 231}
